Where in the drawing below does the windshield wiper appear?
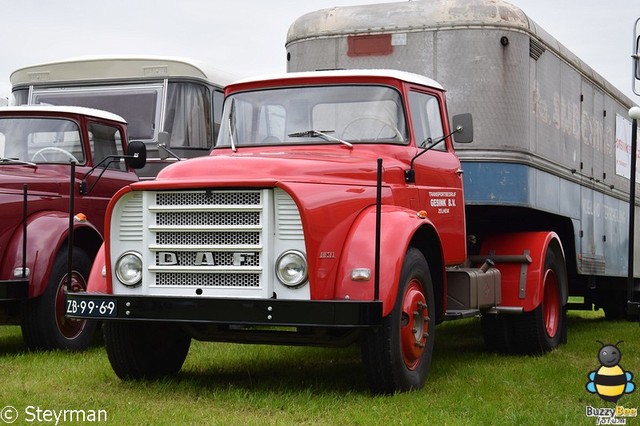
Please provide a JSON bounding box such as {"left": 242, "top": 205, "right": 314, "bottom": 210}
{"left": 288, "top": 130, "right": 353, "bottom": 149}
{"left": 0, "top": 157, "right": 37, "bottom": 168}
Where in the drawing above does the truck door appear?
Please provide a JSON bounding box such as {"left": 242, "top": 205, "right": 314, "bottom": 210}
{"left": 407, "top": 89, "right": 466, "bottom": 264}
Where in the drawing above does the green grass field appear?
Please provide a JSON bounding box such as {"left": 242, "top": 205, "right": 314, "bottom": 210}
{"left": 0, "top": 310, "right": 638, "bottom": 425}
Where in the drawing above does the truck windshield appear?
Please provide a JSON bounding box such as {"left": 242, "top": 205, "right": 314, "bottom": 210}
{"left": 216, "top": 85, "right": 407, "bottom": 147}
{"left": 0, "top": 118, "right": 85, "bottom": 164}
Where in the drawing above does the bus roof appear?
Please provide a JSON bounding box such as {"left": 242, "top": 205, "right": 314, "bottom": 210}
{"left": 10, "top": 55, "right": 236, "bottom": 87}
{"left": 0, "top": 105, "right": 127, "bottom": 123}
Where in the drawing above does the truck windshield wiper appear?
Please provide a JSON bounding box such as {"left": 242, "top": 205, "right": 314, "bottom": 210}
{"left": 0, "top": 157, "right": 37, "bottom": 168}
{"left": 288, "top": 130, "right": 353, "bottom": 149}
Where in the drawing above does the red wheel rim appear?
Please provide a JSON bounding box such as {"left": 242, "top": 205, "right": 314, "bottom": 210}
{"left": 542, "top": 269, "right": 560, "bottom": 338}
{"left": 55, "top": 271, "right": 87, "bottom": 339}
{"left": 400, "top": 279, "right": 429, "bottom": 370}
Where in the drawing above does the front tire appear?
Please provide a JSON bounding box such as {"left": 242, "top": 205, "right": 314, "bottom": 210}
{"left": 361, "top": 248, "right": 435, "bottom": 394}
{"left": 103, "top": 321, "right": 191, "bottom": 380}
{"left": 21, "top": 246, "right": 96, "bottom": 351}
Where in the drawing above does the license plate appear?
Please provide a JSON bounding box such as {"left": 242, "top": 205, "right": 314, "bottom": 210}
{"left": 65, "top": 297, "right": 117, "bottom": 318}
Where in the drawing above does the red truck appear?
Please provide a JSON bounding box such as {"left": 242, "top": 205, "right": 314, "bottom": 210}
{"left": 0, "top": 105, "right": 144, "bottom": 350}
{"left": 66, "top": 69, "right": 578, "bottom": 393}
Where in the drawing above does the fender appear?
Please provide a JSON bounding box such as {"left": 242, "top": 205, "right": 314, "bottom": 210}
{"left": 334, "top": 204, "right": 443, "bottom": 317}
{"left": 86, "top": 243, "right": 108, "bottom": 293}
{"left": 0, "top": 211, "right": 102, "bottom": 298}
{"left": 479, "top": 231, "right": 567, "bottom": 312}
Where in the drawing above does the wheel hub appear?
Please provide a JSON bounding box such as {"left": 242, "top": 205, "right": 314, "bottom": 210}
{"left": 400, "top": 279, "right": 429, "bottom": 370}
{"left": 542, "top": 269, "right": 560, "bottom": 338}
{"left": 55, "top": 271, "right": 87, "bottom": 339}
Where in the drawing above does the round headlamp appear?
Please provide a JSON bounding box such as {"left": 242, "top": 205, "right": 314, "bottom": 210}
{"left": 275, "top": 250, "right": 308, "bottom": 288}
{"left": 115, "top": 251, "right": 143, "bottom": 287}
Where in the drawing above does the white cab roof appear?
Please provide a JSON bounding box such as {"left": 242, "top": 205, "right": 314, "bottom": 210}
{"left": 231, "top": 69, "right": 444, "bottom": 91}
{"left": 0, "top": 105, "right": 127, "bottom": 123}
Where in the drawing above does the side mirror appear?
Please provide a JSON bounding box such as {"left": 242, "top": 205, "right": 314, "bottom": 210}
{"left": 126, "top": 140, "right": 147, "bottom": 169}
{"left": 452, "top": 113, "right": 473, "bottom": 144}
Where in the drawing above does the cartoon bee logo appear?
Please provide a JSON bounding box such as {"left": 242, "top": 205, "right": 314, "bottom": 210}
{"left": 586, "top": 340, "right": 635, "bottom": 403}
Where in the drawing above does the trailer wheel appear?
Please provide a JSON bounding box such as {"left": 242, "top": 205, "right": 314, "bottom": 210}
{"left": 361, "top": 248, "right": 435, "bottom": 394}
{"left": 21, "top": 246, "right": 96, "bottom": 351}
{"left": 103, "top": 321, "right": 191, "bottom": 380}
{"left": 512, "top": 247, "right": 566, "bottom": 354}
{"left": 599, "top": 286, "right": 628, "bottom": 320}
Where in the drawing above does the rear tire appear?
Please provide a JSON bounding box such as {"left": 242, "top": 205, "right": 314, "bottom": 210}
{"left": 21, "top": 246, "right": 96, "bottom": 351}
{"left": 361, "top": 248, "right": 435, "bottom": 394}
{"left": 103, "top": 321, "right": 191, "bottom": 380}
{"left": 481, "top": 313, "right": 514, "bottom": 353}
{"left": 511, "top": 247, "right": 566, "bottom": 354}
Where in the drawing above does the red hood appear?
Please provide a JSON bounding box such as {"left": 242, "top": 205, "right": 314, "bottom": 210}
{"left": 135, "top": 146, "right": 410, "bottom": 190}
{"left": 0, "top": 164, "right": 68, "bottom": 196}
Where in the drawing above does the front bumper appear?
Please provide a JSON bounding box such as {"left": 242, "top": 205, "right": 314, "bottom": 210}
{"left": 0, "top": 279, "right": 29, "bottom": 300}
{"left": 65, "top": 292, "right": 383, "bottom": 328}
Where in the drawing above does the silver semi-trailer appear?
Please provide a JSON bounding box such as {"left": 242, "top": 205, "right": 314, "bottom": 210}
{"left": 285, "top": 0, "right": 640, "bottom": 317}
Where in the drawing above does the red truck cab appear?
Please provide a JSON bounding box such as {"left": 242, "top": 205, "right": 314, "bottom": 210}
{"left": 0, "top": 105, "right": 143, "bottom": 350}
{"left": 67, "top": 70, "right": 478, "bottom": 392}
{"left": 68, "top": 70, "right": 567, "bottom": 393}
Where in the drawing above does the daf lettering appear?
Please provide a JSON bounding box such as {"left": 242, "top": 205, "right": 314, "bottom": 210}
{"left": 158, "top": 252, "right": 178, "bottom": 266}
{"left": 194, "top": 252, "right": 216, "bottom": 266}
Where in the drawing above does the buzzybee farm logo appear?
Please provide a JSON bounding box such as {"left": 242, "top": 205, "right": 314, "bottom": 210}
{"left": 585, "top": 341, "right": 637, "bottom": 424}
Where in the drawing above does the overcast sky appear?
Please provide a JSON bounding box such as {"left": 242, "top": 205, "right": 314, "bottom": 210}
{"left": 0, "top": 0, "right": 638, "bottom": 102}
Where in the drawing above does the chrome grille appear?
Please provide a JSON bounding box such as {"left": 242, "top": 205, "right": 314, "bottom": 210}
{"left": 148, "top": 189, "right": 267, "bottom": 291}
{"left": 156, "top": 211, "right": 260, "bottom": 226}
{"left": 156, "top": 232, "right": 260, "bottom": 246}
{"left": 156, "top": 191, "right": 261, "bottom": 206}
{"left": 156, "top": 272, "right": 261, "bottom": 287}
{"left": 155, "top": 251, "right": 260, "bottom": 267}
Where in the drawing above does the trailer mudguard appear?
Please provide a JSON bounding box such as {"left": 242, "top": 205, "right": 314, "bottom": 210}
{"left": 479, "top": 231, "right": 567, "bottom": 312}
{"left": 0, "top": 211, "right": 102, "bottom": 299}
{"left": 335, "top": 204, "right": 443, "bottom": 317}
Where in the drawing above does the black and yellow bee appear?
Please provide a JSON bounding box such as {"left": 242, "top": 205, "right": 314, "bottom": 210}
{"left": 586, "top": 340, "right": 635, "bottom": 404}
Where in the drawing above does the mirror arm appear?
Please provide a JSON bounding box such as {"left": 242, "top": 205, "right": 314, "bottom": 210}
{"left": 405, "top": 126, "right": 462, "bottom": 183}
{"left": 79, "top": 155, "right": 137, "bottom": 195}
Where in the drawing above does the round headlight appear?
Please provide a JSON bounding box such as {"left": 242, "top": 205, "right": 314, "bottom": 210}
{"left": 275, "top": 250, "right": 308, "bottom": 287}
{"left": 115, "top": 251, "right": 143, "bottom": 287}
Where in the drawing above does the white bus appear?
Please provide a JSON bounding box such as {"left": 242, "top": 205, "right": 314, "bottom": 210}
{"left": 11, "top": 56, "right": 236, "bottom": 177}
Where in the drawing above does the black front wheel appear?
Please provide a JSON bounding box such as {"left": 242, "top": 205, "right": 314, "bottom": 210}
{"left": 103, "top": 321, "right": 191, "bottom": 380}
{"left": 361, "top": 248, "right": 435, "bottom": 394}
{"left": 21, "top": 246, "right": 96, "bottom": 351}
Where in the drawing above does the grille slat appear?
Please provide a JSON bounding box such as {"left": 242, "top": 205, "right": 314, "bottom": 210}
{"left": 155, "top": 272, "right": 261, "bottom": 287}
{"left": 275, "top": 188, "right": 304, "bottom": 240}
{"left": 119, "top": 193, "right": 143, "bottom": 241}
